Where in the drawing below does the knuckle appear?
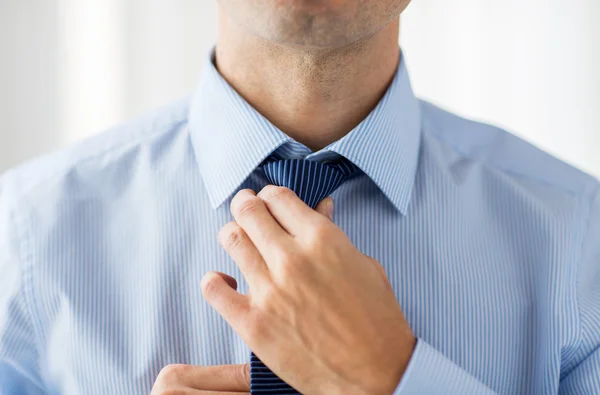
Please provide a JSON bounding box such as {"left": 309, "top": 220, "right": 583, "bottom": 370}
{"left": 234, "top": 196, "right": 261, "bottom": 217}
{"left": 218, "top": 223, "right": 245, "bottom": 250}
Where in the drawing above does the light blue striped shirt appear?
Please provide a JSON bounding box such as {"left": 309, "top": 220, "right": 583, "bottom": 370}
{"left": 1, "top": 52, "right": 600, "bottom": 395}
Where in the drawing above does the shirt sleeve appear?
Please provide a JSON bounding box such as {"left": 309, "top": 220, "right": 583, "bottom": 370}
{"left": 559, "top": 186, "right": 600, "bottom": 393}
{"left": 0, "top": 175, "right": 45, "bottom": 394}
{"left": 392, "top": 339, "right": 496, "bottom": 395}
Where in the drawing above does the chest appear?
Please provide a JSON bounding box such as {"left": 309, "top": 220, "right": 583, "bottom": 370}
{"left": 35, "top": 180, "right": 569, "bottom": 394}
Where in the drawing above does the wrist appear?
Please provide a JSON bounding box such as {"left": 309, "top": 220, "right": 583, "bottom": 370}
{"left": 367, "top": 334, "right": 417, "bottom": 395}
{"left": 331, "top": 334, "right": 416, "bottom": 395}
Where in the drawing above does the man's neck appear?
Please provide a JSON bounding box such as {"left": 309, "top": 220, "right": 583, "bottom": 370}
{"left": 215, "top": 9, "right": 401, "bottom": 151}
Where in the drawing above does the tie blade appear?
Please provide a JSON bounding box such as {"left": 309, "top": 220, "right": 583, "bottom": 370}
{"left": 250, "top": 352, "right": 301, "bottom": 394}
{"left": 251, "top": 157, "right": 357, "bottom": 394}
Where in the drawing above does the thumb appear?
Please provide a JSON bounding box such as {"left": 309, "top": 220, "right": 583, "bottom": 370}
{"left": 315, "top": 197, "right": 334, "bottom": 221}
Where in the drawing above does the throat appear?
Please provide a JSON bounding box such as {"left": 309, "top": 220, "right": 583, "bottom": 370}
{"left": 215, "top": 18, "right": 401, "bottom": 151}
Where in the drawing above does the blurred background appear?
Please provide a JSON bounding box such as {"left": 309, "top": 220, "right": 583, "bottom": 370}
{"left": 1, "top": 0, "right": 599, "bottom": 176}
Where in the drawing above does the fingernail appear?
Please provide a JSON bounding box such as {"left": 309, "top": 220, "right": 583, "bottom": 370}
{"left": 326, "top": 198, "right": 334, "bottom": 220}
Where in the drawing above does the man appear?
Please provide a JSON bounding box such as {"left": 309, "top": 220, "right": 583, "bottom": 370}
{"left": 1, "top": 0, "right": 599, "bottom": 393}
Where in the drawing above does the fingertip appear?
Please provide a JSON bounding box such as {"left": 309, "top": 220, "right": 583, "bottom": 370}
{"left": 201, "top": 271, "right": 226, "bottom": 299}
{"left": 201, "top": 271, "right": 249, "bottom": 326}
{"left": 326, "top": 197, "right": 334, "bottom": 220}
{"left": 201, "top": 271, "right": 239, "bottom": 297}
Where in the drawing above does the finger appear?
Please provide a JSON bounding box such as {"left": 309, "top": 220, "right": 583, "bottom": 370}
{"left": 218, "top": 222, "right": 270, "bottom": 289}
{"left": 230, "top": 189, "right": 292, "bottom": 260}
{"left": 257, "top": 186, "right": 327, "bottom": 235}
{"left": 314, "top": 197, "right": 334, "bottom": 221}
{"left": 201, "top": 271, "right": 250, "bottom": 330}
{"left": 155, "top": 363, "right": 250, "bottom": 392}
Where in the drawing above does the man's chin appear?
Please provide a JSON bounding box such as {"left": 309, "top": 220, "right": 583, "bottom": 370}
{"left": 275, "top": 0, "right": 347, "bottom": 14}
{"left": 218, "top": 0, "right": 364, "bottom": 49}
{"left": 258, "top": 1, "right": 359, "bottom": 49}
{"left": 262, "top": 19, "right": 359, "bottom": 50}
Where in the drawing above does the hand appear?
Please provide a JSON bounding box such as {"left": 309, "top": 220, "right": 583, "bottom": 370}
{"left": 202, "top": 186, "right": 416, "bottom": 395}
{"left": 150, "top": 363, "right": 250, "bottom": 394}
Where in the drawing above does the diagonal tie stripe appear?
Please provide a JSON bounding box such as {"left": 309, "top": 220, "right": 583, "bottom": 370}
{"left": 250, "top": 156, "right": 359, "bottom": 394}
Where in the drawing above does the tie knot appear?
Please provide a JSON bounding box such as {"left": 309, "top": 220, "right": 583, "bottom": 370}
{"left": 261, "top": 157, "right": 358, "bottom": 209}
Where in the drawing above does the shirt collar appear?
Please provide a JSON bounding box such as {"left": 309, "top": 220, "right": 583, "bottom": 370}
{"left": 189, "top": 49, "right": 422, "bottom": 214}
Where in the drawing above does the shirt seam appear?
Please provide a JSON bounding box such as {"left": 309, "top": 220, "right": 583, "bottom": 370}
{"left": 421, "top": 104, "right": 594, "bottom": 198}
{"left": 15, "top": 116, "right": 188, "bottom": 199}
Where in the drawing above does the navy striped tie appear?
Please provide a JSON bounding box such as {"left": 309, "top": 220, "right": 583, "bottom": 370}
{"left": 250, "top": 156, "right": 359, "bottom": 394}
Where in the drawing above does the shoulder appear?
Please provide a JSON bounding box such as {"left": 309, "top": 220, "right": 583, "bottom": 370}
{"left": 418, "top": 99, "right": 600, "bottom": 199}
{"left": 0, "top": 97, "right": 191, "bottom": 203}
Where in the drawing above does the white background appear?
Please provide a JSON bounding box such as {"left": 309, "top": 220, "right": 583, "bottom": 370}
{"left": 1, "top": 1, "right": 599, "bottom": 176}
